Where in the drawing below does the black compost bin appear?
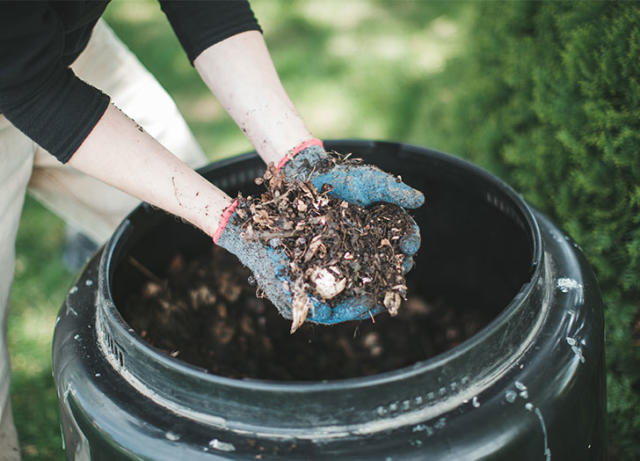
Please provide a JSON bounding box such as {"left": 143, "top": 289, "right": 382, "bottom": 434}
{"left": 53, "top": 140, "right": 605, "bottom": 460}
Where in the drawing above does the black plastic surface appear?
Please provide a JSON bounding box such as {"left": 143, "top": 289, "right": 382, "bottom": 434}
{"left": 53, "top": 140, "right": 605, "bottom": 460}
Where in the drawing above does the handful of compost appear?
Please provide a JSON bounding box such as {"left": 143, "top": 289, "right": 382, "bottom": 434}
{"left": 215, "top": 142, "right": 424, "bottom": 333}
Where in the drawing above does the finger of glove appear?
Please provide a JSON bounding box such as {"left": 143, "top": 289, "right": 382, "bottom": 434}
{"left": 312, "top": 165, "right": 424, "bottom": 209}
{"left": 307, "top": 295, "right": 385, "bottom": 324}
{"left": 402, "top": 256, "right": 415, "bottom": 275}
{"left": 399, "top": 218, "right": 421, "bottom": 256}
{"left": 303, "top": 298, "right": 333, "bottom": 323}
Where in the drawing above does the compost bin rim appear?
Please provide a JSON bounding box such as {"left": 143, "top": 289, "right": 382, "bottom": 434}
{"left": 98, "top": 139, "right": 543, "bottom": 392}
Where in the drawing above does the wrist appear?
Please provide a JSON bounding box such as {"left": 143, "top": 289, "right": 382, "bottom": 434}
{"left": 212, "top": 199, "right": 239, "bottom": 244}
{"left": 279, "top": 138, "right": 327, "bottom": 180}
{"left": 276, "top": 138, "right": 324, "bottom": 171}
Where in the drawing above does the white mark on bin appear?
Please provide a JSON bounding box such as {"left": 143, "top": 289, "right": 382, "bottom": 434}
{"left": 472, "top": 396, "right": 480, "bottom": 408}
{"left": 515, "top": 381, "right": 529, "bottom": 399}
{"left": 556, "top": 278, "right": 584, "bottom": 304}
{"left": 525, "top": 403, "right": 551, "bottom": 460}
{"left": 412, "top": 424, "right": 434, "bottom": 437}
{"left": 557, "top": 278, "right": 579, "bottom": 292}
{"left": 566, "top": 337, "right": 586, "bottom": 363}
{"left": 165, "top": 431, "right": 180, "bottom": 441}
{"left": 208, "top": 438, "right": 235, "bottom": 452}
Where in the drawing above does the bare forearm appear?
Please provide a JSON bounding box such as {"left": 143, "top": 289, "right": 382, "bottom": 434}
{"left": 194, "top": 30, "right": 312, "bottom": 165}
{"left": 68, "top": 104, "right": 232, "bottom": 237}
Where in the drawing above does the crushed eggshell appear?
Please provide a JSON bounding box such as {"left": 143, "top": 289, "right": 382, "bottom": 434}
{"left": 309, "top": 267, "right": 347, "bottom": 300}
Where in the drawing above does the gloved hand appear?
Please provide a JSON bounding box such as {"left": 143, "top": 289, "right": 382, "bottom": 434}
{"left": 214, "top": 201, "right": 385, "bottom": 329}
{"left": 279, "top": 139, "right": 423, "bottom": 272}
{"left": 214, "top": 139, "right": 424, "bottom": 327}
{"left": 279, "top": 139, "right": 424, "bottom": 210}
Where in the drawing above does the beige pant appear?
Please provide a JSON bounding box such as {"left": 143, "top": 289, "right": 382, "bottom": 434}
{"left": 0, "top": 20, "right": 206, "bottom": 460}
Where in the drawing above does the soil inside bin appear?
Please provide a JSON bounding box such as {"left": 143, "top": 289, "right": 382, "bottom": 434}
{"left": 122, "top": 246, "right": 494, "bottom": 381}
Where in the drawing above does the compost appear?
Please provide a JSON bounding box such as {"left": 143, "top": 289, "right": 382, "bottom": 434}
{"left": 122, "top": 246, "right": 492, "bottom": 380}
{"left": 234, "top": 159, "right": 412, "bottom": 331}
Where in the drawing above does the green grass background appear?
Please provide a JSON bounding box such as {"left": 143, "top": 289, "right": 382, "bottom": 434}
{"left": 7, "top": 1, "right": 636, "bottom": 459}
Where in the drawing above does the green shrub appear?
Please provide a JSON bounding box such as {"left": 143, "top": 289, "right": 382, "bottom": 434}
{"left": 417, "top": 1, "right": 640, "bottom": 456}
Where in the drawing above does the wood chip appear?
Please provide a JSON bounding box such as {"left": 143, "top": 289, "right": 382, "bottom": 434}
{"left": 290, "top": 278, "right": 311, "bottom": 333}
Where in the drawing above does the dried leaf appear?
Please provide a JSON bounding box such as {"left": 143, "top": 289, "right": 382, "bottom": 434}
{"left": 304, "top": 235, "right": 324, "bottom": 263}
{"left": 379, "top": 238, "right": 391, "bottom": 248}
{"left": 143, "top": 282, "right": 163, "bottom": 298}
{"left": 189, "top": 285, "right": 216, "bottom": 309}
{"left": 252, "top": 209, "right": 271, "bottom": 227}
{"left": 290, "top": 278, "right": 311, "bottom": 334}
{"left": 383, "top": 291, "right": 402, "bottom": 316}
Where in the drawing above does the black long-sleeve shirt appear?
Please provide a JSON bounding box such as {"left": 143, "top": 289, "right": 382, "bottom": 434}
{"left": 0, "top": 1, "right": 260, "bottom": 163}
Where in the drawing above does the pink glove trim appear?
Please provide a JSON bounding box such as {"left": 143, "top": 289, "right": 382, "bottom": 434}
{"left": 276, "top": 138, "right": 324, "bottom": 172}
{"left": 212, "top": 199, "right": 238, "bottom": 244}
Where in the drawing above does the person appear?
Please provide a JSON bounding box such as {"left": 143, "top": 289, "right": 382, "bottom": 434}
{"left": 0, "top": 2, "right": 423, "bottom": 458}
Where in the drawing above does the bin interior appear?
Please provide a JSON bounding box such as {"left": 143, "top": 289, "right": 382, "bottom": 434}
{"left": 110, "top": 149, "right": 535, "bottom": 380}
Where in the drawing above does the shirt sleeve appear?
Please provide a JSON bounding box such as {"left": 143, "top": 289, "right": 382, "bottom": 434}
{"left": 159, "top": 0, "right": 262, "bottom": 64}
{"left": 0, "top": 3, "right": 110, "bottom": 163}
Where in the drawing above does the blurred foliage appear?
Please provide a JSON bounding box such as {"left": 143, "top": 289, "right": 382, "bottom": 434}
{"left": 9, "top": 197, "right": 73, "bottom": 460}
{"left": 8, "top": 0, "right": 638, "bottom": 458}
{"left": 102, "top": 0, "right": 471, "bottom": 158}
{"left": 416, "top": 2, "right": 640, "bottom": 457}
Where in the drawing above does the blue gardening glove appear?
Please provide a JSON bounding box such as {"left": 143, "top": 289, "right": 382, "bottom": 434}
{"left": 214, "top": 201, "right": 385, "bottom": 331}
{"left": 280, "top": 139, "right": 423, "bottom": 271}
{"left": 280, "top": 140, "right": 424, "bottom": 209}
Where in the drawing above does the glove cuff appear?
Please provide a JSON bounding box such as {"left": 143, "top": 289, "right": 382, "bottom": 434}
{"left": 212, "top": 199, "right": 239, "bottom": 244}
{"left": 277, "top": 138, "right": 325, "bottom": 173}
